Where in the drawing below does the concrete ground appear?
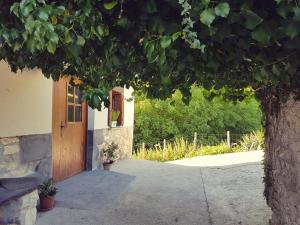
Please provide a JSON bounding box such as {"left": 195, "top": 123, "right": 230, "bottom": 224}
{"left": 37, "top": 151, "right": 271, "bottom": 225}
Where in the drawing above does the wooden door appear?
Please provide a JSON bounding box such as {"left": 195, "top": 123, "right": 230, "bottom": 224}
{"left": 52, "top": 78, "right": 87, "bottom": 182}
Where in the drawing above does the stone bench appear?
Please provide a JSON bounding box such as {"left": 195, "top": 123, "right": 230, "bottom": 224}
{"left": 0, "top": 176, "right": 42, "bottom": 225}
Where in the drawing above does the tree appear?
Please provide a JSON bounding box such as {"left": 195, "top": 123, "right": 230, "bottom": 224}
{"left": 1, "top": 0, "right": 300, "bottom": 224}
{"left": 134, "top": 87, "right": 262, "bottom": 149}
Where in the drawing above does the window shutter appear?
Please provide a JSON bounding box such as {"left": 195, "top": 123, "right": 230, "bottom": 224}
{"left": 108, "top": 91, "right": 112, "bottom": 127}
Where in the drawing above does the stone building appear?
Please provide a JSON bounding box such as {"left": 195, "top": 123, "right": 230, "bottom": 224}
{"left": 0, "top": 60, "right": 134, "bottom": 181}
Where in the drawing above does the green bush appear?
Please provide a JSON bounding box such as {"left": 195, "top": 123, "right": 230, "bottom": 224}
{"left": 134, "top": 87, "right": 262, "bottom": 149}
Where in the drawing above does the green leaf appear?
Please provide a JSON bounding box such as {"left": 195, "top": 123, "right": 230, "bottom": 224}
{"left": 67, "top": 44, "right": 82, "bottom": 58}
{"left": 200, "top": 8, "right": 216, "bottom": 27}
{"left": 37, "top": 8, "right": 50, "bottom": 21}
{"left": 272, "top": 65, "right": 280, "bottom": 76}
{"left": 286, "top": 22, "right": 300, "bottom": 38}
{"left": 10, "top": 3, "right": 20, "bottom": 17}
{"left": 202, "top": 0, "right": 210, "bottom": 6}
{"left": 21, "top": 3, "right": 34, "bottom": 17}
{"left": 251, "top": 25, "right": 271, "bottom": 44}
{"left": 160, "top": 36, "right": 172, "bottom": 49}
{"left": 96, "top": 25, "right": 105, "bottom": 37}
{"left": 76, "top": 35, "right": 86, "bottom": 46}
{"left": 24, "top": 19, "right": 35, "bottom": 33}
{"left": 215, "top": 3, "right": 230, "bottom": 18}
{"left": 293, "top": 7, "right": 300, "bottom": 21}
{"left": 171, "top": 32, "right": 181, "bottom": 42}
{"left": 64, "top": 30, "right": 73, "bottom": 43}
{"left": 104, "top": 1, "right": 118, "bottom": 10}
{"left": 13, "top": 42, "right": 22, "bottom": 52}
{"left": 117, "top": 18, "right": 129, "bottom": 28}
{"left": 242, "top": 9, "right": 263, "bottom": 30}
{"left": 26, "top": 37, "right": 35, "bottom": 53}
{"left": 47, "top": 42, "right": 57, "bottom": 54}
{"left": 49, "top": 33, "right": 59, "bottom": 44}
{"left": 277, "top": 3, "right": 292, "bottom": 19}
{"left": 91, "top": 95, "right": 100, "bottom": 108}
{"left": 55, "top": 6, "right": 65, "bottom": 15}
{"left": 145, "top": 42, "right": 155, "bottom": 60}
{"left": 158, "top": 48, "right": 166, "bottom": 66}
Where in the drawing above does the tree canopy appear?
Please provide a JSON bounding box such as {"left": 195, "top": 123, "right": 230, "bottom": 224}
{"left": 1, "top": 0, "right": 300, "bottom": 109}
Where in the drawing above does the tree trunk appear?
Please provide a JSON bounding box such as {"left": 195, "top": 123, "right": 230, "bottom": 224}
{"left": 262, "top": 90, "right": 300, "bottom": 225}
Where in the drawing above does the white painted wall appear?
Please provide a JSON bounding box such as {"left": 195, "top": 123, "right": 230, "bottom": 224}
{"left": 88, "top": 86, "right": 134, "bottom": 130}
{"left": 0, "top": 61, "right": 53, "bottom": 137}
{"left": 123, "top": 87, "right": 134, "bottom": 127}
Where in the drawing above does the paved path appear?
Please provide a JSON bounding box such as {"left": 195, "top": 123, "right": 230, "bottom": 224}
{"left": 37, "top": 151, "right": 271, "bottom": 225}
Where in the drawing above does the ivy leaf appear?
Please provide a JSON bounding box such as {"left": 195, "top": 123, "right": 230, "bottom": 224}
{"left": 37, "top": 8, "right": 50, "bottom": 21}
{"left": 26, "top": 37, "right": 35, "bottom": 53}
{"left": 200, "top": 8, "right": 216, "bottom": 27}
{"left": 251, "top": 25, "right": 271, "bottom": 44}
{"left": 294, "top": 7, "right": 300, "bottom": 21}
{"left": 277, "top": 3, "right": 292, "bottom": 19}
{"left": 215, "top": 3, "right": 230, "bottom": 18}
{"left": 202, "top": 0, "right": 210, "bottom": 6}
{"left": 76, "top": 35, "right": 86, "bottom": 46}
{"left": 286, "top": 22, "right": 300, "bottom": 38}
{"left": 160, "top": 36, "right": 172, "bottom": 49}
{"left": 171, "top": 32, "right": 181, "bottom": 41}
{"left": 10, "top": 3, "right": 20, "bottom": 17}
{"left": 13, "top": 42, "right": 22, "bottom": 52}
{"left": 272, "top": 65, "right": 280, "bottom": 76}
{"left": 104, "top": 1, "right": 118, "bottom": 10}
{"left": 96, "top": 25, "right": 105, "bottom": 37}
{"left": 20, "top": 3, "right": 34, "bottom": 17}
{"left": 49, "top": 33, "right": 59, "bottom": 44}
{"left": 63, "top": 30, "right": 73, "bottom": 44}
{"left": 145, "top": 42, "right": 155, "bottom": 61}
{"left": 158, "top": 48, "right": 166, "bottom": 66}
{"left": 47, "top": 42, "right": 57, "bottom": 54}
{"left": 242, "top": 9, "right": 263, "bottom": 30}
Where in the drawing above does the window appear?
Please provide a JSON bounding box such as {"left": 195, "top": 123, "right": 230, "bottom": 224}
{"left": 67, "top": 84, "right": 82, "bottom": 122}
{"left": 108, "top": 89, "right": 124, "bottom": 127}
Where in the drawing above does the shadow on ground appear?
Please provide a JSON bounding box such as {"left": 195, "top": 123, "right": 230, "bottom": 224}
{"left": 53, "top": 170, "right": 135, "bottom": 210}
{"left": 37, "top": 151, "right": 271, "bottom": 225}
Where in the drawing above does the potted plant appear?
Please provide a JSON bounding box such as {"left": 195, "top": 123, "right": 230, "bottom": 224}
{"left": 111, "top": 110, "right": 120, "bottom": 127}
{"left": 38, "top": 178, "right": 57, "bottom": 212}
{"left": 102, "top": 142, "right": 119, "bottom": 171}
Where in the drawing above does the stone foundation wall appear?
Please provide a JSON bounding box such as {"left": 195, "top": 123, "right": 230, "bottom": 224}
{"left": 0, "top": 190, "right": 38, "bottom": 225}
{"left": 87, "top": 126, "right": 133, "bottom": 170}
{"left": 0, "top": 134, "right": 52, "bottom": 179}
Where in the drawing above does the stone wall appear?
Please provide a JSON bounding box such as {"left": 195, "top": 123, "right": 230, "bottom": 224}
{"left": 0, "top": 190, "right": 38, "bottom": 225}
{"left": 87, "top": 126, "right": 133, "bottom": 170}
{"left": 0, "top": 134, "right": 52, "bottom": 179}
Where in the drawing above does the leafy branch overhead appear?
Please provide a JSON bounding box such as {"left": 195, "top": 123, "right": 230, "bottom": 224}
{"left": 1, "top": 0, "right": 300, "bottom": 108}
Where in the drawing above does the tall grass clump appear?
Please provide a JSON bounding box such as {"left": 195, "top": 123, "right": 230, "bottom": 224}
{"left": 133, "top": 131, "right": 264, "bottom": 162}
{"left": 238, "top": 130, "right": 264, "bottom": 151}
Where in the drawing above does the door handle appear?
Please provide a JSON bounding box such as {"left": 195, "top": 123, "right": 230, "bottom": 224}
{"left": 60, "top": 121, "right": 66, "bottom": 129}
{"left": 60, "top": 121, "right": 66, "bottom": 136}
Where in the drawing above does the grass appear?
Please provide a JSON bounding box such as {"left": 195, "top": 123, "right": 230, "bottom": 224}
{"left": 133, "top": 131, "right": 263, "bottom": 162}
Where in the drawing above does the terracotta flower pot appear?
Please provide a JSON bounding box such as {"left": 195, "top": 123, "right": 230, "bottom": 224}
{"left": 39, "top": 194, "right": 55, "bottom": 212}
{"left": 103, "top": 162, "right": 113, "bottom": 171}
